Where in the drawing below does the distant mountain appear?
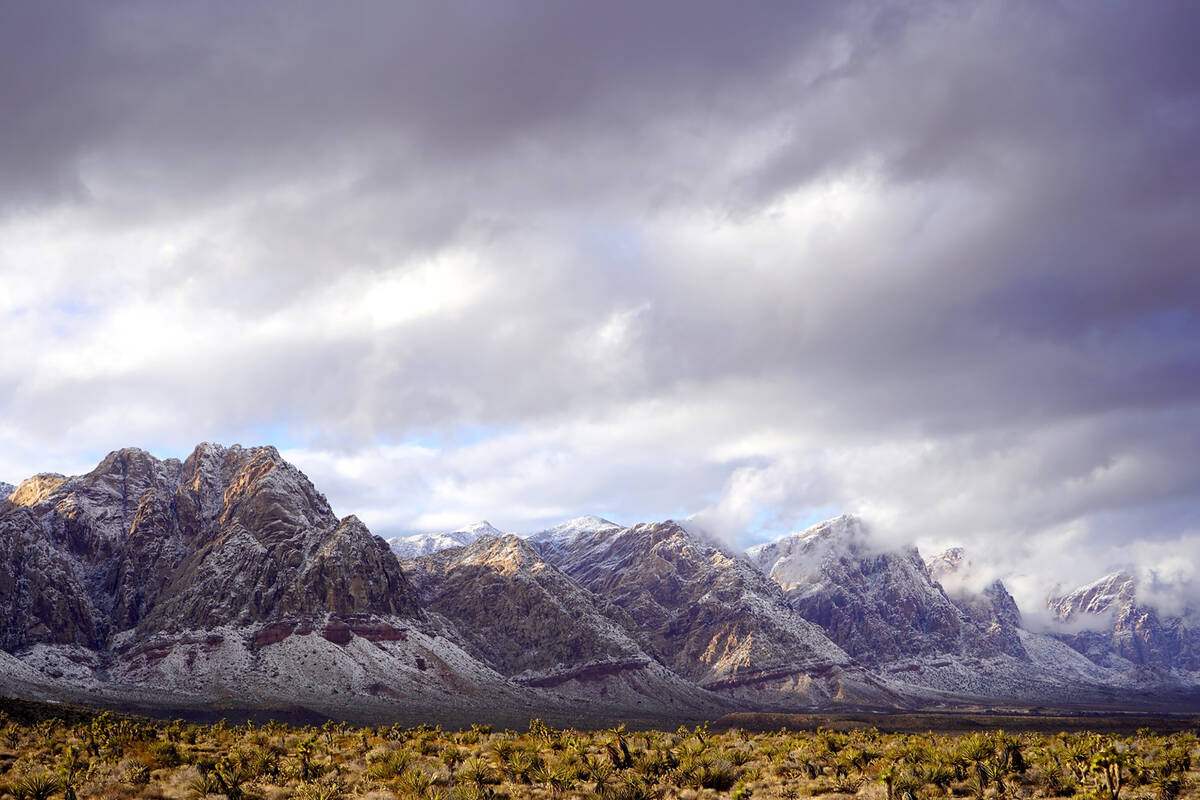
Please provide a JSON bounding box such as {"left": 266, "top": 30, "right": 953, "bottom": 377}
{"left": 747, "top": 517, "right": 1166, "bottom": 705}
{"left": 0, "top": 481, "right": 14, "bottom": 500}
{"left": 544, "top": 520, "right": 903, "bottom": 708}
{"left": 405, "top": 534, "right": 726, "bottom": 714}
{"left": 1047, "top": 572, "right": 1200, "bottom": 675}
{"left": 387, "top": 520, "right": 504, "bottom": 559}
{"left": 0, "top": 445, "right": 524, "bottom": 721}
{"left": 2, "top": 444, "right": 1198, "bottom": 721}
{"left": 524, "top": 514, "right": 622, "bottom": 556}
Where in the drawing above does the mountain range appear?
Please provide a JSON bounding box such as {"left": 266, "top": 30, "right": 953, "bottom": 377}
{"left": 1, "top": 444, "right": 1196, "bottom": 723}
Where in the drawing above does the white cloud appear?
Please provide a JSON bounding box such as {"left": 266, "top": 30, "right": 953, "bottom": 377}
{"left": 1, "top": 1, "right": 1198, "bottom": 616}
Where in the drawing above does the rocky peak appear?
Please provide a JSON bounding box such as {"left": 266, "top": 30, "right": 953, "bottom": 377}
{"left": 1049, "top": 571, "right": 1137, "bottom": 621}
{"left": 387, "top": 520, "right": 502, "bottom": 559}
{"left": 749, "top": 518, "right": 1023, "bottom": 664}
{"left": 1046, "top": 572, "right": 1196, "bottom": 672}
{"left": 404, "top": 534, "right": 645, "bottom": 678}
{"left": 0, "top": 443, "right": 420, "bottom": 652}
{"left": 746, "top": 514, "right": 886, "bottom": 592}
{"left": 926, "top": 546, "right": 967, "bottom": 584}
{"left": 545, "top": 520, "right": 855, "bottom": 693}
{"left": 9, "top": 474, "right": 68, "bottom": 507}
{"left": 926, "top": 546, "right": 1024, "bottom": 633}
{"left": 525, "top": 514, "right": 622, "bottom": 554}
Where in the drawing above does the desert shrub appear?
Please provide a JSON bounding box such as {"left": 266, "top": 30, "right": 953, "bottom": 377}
{"left": 11, "top": 773, "right": 60, "bottom": 800}
{"left": 367, "top": 749, "right": 413, "bottom": 780}
{"left": 296, "top": 775, "right": 344, "bottom": 800}
{"left": 121, "top": 760, "right": 152, "bottom": 786}
{"left": 147, "top": 740, "right": 182, "bottom": 768}
{"left": 397, "top": 768, "right": 437, "bottom": 798}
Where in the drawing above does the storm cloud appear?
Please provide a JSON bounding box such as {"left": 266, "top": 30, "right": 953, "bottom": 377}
{"left": 2, "top": 1, "right": 1198, "bottom": 613}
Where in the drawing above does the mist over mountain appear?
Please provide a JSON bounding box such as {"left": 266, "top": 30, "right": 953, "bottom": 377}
{"left": 3, "top": 1, "right": 1198, "bottom": 622}
{"left": 1, "top": 445, "right": 1196, "bottom": 721}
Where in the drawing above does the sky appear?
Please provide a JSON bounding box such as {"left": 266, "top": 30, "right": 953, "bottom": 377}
{"left": 1, "top": 1, "right": 1198, "bottom": 619}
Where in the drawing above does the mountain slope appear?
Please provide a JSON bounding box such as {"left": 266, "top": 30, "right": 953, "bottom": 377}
{"left": 544, "top": 520, "right": 902, "bottom": 708}
{"left": 1048, "top": 572, "right": 1199, "bottom": 675}
{"left": 524, "top": 515, "right": 622, "bottom": 556}
{"left": 404, "top": 534, "right": 728, "bottom": 713}
{"left": 387, "top": 521, "right": 504, "bottom": 559}
{"left": 0, "top": 445, "right": 527, "bottom": 720}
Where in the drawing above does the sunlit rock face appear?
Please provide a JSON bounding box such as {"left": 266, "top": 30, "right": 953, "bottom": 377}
{"left": 1048, "top": 572, "right": 1199, "bottom": 673}
{"left": 403, "top": 533, "right": 727, "bottom": 713}
{"left": 0, "top": 443, "right": 421, "bottom": 651}
{"left": 543, "top": 519, "right": 903, "bottom": 708}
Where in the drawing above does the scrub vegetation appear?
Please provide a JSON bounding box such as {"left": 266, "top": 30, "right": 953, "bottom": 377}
{"left": 0, "top": 706, "right": 1195, "bottom": 800}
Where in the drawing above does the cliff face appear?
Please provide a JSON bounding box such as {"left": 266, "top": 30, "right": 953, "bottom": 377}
{"left": 748, "top": 516, "right": 1011, "bottom": 664}
{"left": 0, "top": 444, "right": 420, "bottom": 652}
{"left": 403, "top": 533, "right": 728, "bottom": 712}
{"left": 539, "top": 520, "right": 902, "bottom": 707}
{"left": 1048, "top": 572, "right": 1199, "bottom": 673}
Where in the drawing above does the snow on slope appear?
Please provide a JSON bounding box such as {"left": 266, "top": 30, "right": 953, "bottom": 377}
{"left": 746, "top": 514, "right": 871, "bottom": 597}
{"left": 1049, "top": 571, "right": 1136, "bottom": 622}
{"left": 405, "top": 534, "right": 731, "bottom": 714}
{"left": 387, "top": 521, "right": 505, "bottom": 559}
{"left": 523, "top": 514, "right": 622, "bottom": 554}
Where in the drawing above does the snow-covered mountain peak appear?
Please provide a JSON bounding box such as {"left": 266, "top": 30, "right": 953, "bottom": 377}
{"left": 0, "top": 481, "right": 16, "bottom": 501}
{"left": 745, "top": 514, "right": 871, "bottom": 589}
{"left": 525, "top": 514, "right": 619, "bottom": 543}
{"left": 927, "top": 546, "right": 967, "bottom": 581}
{"left": 387, "top": 520, "right": 504, "bottom": 559}
{"left": 455, "top": 520, "right": 504, "bottom": 537}
{"left": 523, "top": 514, "right": 623, "bottom": 558}
{"left": 1048, "top": 571, "right": 1136, "bottom": 623}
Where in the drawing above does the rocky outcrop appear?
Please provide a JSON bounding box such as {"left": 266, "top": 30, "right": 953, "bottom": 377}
{"left": 748, "top": 516, "right": 1001, "bottom": 664}
{"left": 1048, "top": 572, "right": 1199, "bottom": 673}
{"left": 542, "top": 520, "right": 898, "bottom": 706}
{"left": 0, "top": 444, "right": 421, "bottom": 650}
{"left": 404, "top": 534, "right": 726, "bottom": 712}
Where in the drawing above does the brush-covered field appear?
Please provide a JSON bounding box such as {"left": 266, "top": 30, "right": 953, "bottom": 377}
{"left": 0, "top": 704, "right": 1196, "bottom": 800}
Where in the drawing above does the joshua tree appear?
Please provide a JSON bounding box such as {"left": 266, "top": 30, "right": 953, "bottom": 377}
{"left": 1091, "top": 744, "right": 1138, "bottom": 800}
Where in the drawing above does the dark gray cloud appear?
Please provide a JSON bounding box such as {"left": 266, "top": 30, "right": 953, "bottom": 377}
{"left": 1, "top": 0, "right": 1198, "bottom": 609}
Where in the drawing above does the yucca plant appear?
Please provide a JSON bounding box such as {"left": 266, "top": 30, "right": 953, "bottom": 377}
{"left": 531, "top": 759, "right": 577, "bottom": 797}
{"left": 581, "top": 752, "right": 615, "bottom": 796}
{"left": 397, "top": 767, "right": 436, "bottom": 798}
{"left": 296, "top": 775, "right": 344, "bottom": 800}
{"left": 1091, "top": 744, "right": 1138, "bottom": 800}
{"left": 441, "top": 746, "right": 465, "bottom": 774}
{"left": 613, "top": 772, "right": 663, "bottom": 800}
{"left": 456, "top": 756, "right": 495, "bottom": 790}
{"left": 506, "top": 749, "right": 542, "bottom": 784}
{"left": 188, "top": 772, "right": 224, "bottom": 798}
{"left": 11, "top": 773, "right": 60, "bottom": 800}
{"left": 372, "top": 748, "right": 415, "bottom": 780}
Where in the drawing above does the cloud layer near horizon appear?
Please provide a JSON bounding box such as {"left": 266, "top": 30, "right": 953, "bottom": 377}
{"left": 2, "top": 1, "right": 1198, "bottom": 613}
